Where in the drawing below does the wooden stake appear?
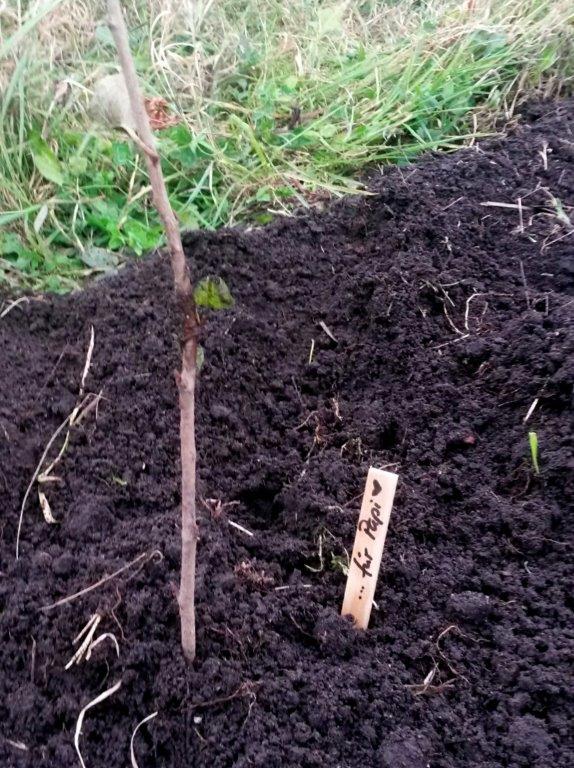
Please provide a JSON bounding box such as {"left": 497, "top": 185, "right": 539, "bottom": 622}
{"left": 341, "top": 468, "right": 398, "bottom": 629}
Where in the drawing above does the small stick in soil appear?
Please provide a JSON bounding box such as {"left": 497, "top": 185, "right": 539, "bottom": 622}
{"left": 319, "top": 320, "right": 338, "bottom": 343}
{"left": 517, "top": 197, "right": 525, "bottom": 233}
{"left": 518, "top": 259, "right": 531, "bottom": 309}
{"left": 341, "top": 467, "right": 398, "bottom": 629}
{"left": 274, "top": 584, "right": 312, "bottom": 591}
{"left": 41, "top": 550, "right": 159, "bottom": 611}
{"left": 4, "top": 738, "right": 28, "bottom": 752}
{"left": 308, "top": 338, "right": 315, "bottom": 364}
{"left": 228, "top": 519, "right": 255, "bottom": 537}
{"left": 107, "top": 0, "right": 200, "bottom": 662}
{"left": 523, "top": 397, "right": 539, "bottom": 423}
{"left": 130, "top": 711, "right": 158, "bottom": 768}
{"left": 74, "top": 679, "right": 122, "bottom": 768}
{"left": 480, "top": 201, "right": 531, "bottom": 210}
{"left": 539, "top": 141, "right": 549, "bottom": 170}
{"left": 30, "top": 637, "right": 36, "bottom": 683}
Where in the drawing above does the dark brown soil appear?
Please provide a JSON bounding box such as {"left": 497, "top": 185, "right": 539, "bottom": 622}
{"left": 1, "top": 99, "right": 573, "bottom": 768}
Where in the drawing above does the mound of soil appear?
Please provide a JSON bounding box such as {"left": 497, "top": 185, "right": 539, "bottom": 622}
{"left": 1, "top": 100, "right": 573, "bottom": 768}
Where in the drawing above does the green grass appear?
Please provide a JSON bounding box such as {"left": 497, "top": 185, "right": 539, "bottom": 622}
{"left": 0, "top": 0, "right": 573, "bottom": 291}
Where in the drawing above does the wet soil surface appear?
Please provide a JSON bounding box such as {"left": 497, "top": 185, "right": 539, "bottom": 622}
{"left": 0, "top": 100, "right": 573, "bottom": 768}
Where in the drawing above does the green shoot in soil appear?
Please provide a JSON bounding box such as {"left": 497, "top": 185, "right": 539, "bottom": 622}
{"left": 528, "top": 430, "right": 540, "bottom": 475}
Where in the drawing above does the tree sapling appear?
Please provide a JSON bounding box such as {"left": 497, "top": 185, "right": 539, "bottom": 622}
{"left": 106, "top": 0, "right": 232, "bottom": 661}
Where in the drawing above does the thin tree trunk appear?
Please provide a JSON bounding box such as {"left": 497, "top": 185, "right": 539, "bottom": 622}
{"left": 107, "top": 0, "right": 198, "bottom": 661}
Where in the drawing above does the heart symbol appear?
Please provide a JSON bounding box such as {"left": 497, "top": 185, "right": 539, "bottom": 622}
{"left": 372, "top": 478, "right": 382, "bottom": 496}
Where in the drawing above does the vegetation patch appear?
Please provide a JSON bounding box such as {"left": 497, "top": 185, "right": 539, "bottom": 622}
{"left": 1, "top": 0, "right": 573, "bottom": 290}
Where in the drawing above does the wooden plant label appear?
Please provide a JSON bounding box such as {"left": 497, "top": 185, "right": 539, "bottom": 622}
{"left": 341, "top": 468, "right": 398, "bottom": 629}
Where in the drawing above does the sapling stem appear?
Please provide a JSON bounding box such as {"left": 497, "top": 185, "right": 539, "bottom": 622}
{"left": 107, "top": 0, "right": 199, "bottom": 661}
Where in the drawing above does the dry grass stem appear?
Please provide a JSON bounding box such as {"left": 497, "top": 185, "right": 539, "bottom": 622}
{"left": 130, "top": 711, "right": 158, "bottom": 768}
{"left": 66, "top": 614, "right": 102, "bottom": 669}
{"left": 228, "top": 519, "right": 255, "bottom": 537}
{"left": 16, "top": 326, "right": 98, "bottom": 558}
{"left": 42, "top": 550, "right": 161, "bottom": 611}
{"left": 86, "top": 632, "right": 120, "bottom": 661}
{"left": 74, "top": 680, "right": 122, "bottom": 768}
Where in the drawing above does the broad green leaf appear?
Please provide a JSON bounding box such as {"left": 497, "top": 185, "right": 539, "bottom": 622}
{"left": 122, "top": 219, "right": 163, "bottom": 255}
{"left": 194, "top": 276, "right": 234, "bottom": 310}
{"left": 29, "top": 133, "right": 64, "bottom": 185}
{"left": 111, "top": 141, "right": 133, "bottom": 166}
{"left": 79, "top": 246, "right": 120, "bottom": 270}
{"left": 86, "top": 200, "right": 123, "bottom": 240}
{"left": 164, "top": 123, "right": 194, "bottom": 146}
{"left": 69, "top": 155, "right": 88, "bottom": 175}
{"left": 0, "top": 232, "right": 25, "bottom": 256}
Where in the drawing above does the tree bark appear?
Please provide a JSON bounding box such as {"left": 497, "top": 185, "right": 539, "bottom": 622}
{"left": 107, "top": 0, "right": 198, "bottom": 661}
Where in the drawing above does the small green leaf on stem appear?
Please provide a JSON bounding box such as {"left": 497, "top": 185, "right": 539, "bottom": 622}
{"left": 193, "top": 276, "right": 234, "bottom": 310}
{"left": 528, "top": 431, "right": 540, "bottom": 475}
